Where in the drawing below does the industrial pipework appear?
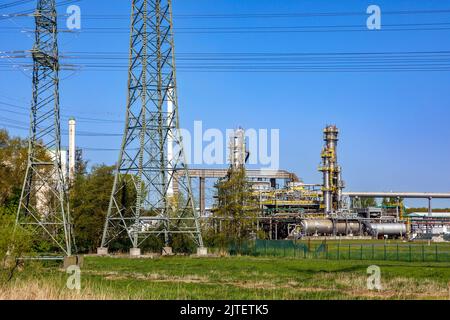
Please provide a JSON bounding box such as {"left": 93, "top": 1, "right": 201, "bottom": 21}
{"left": 319, "top": 125, "right": 344, "bottom": 215}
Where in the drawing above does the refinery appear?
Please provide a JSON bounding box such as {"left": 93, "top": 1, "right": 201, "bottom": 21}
{"left": 2, "top": 0, "right": 450, "bottom": 305}
{"left": 190, "top": 125, "right": 450, "bottom": 242}
{"left": 2, "top": 0, "right": 450, "bottom": 263}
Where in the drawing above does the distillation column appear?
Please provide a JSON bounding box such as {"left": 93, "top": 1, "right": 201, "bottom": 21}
{"left": 319, "top": 125, "right": 344, "bottom": 215}
{"left": 229, "top": 128, "right": 247, "bottom": 169}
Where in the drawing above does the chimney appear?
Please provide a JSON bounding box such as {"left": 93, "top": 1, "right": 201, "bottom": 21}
{"left": 69, "top": 117, "right": 76, "bottom": 183}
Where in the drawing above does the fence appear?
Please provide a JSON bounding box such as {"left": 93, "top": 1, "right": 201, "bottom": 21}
{"left": 227, "top": 240, "right": 450, "bottom": 262}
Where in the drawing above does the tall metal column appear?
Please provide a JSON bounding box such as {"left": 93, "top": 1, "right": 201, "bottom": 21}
{"left": 428, "top": 197, "right": 432, "bottom": 234}
{"left": 100, "top": 0, "right": 203, "bottom": 251}
{"left": 428, "top": 197, "right": 432, "bottom": 217}
{"left": 319, "top": 125, "right": 343, "bottom": 215}
{"left": 199, "top": 177, "right": 205, "bottom": 216}
{"left": 15, "top": 0, "right": 72, "bottom": 256}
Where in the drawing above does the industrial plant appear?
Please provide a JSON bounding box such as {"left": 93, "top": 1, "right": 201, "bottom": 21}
{"left": 3, "top": 0, "right": 450, "bottom": 305}
{"left": 190, "top": 125, "right": 450, "bottom": 243}
{"left": 6, "top": 0, "right": 450, "bottom": 263}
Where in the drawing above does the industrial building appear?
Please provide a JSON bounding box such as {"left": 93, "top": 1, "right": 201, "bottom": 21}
{"left": 194, "top": 125, "right": 450, "bottom": 241}
{"left": 11, "top": 0, "right": 449, "bottom": 261}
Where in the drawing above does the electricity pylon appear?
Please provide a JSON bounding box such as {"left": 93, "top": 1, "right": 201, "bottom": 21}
{"left": 100, "top": 0, "right": 203, "bottom": 254}
{"left": 16, "top": 0, "right": 72, "bottom": 257}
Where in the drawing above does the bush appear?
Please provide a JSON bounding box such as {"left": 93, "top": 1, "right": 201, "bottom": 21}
{"left": 0, "top": 207, "right": 33, "bottom": 283}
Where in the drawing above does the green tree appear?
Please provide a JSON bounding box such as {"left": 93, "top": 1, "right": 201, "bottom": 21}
{"left": 360, "top": 197, "right": 378, "bottom": 208}
{"left": 70, "top": 164, "right": 138, "bottom": 253}
{"left": 0, "top": 207, "right": 32, "bottom": 283}
{"left": 70, "top": 164, "right": 115, "bottom": 252}
{"left": 382, "top": 197, "right": 403, "bottom": 207}
{"left": 0, "top": 129, "right": 28, "bottom": 207}
{"left": 210, "top": 166, "right": 258, "bottom": 248}
{"left": 406, "top": 207, "right": 450, "bottom": 214}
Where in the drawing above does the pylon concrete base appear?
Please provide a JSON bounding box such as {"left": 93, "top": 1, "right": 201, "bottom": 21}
{"left": 97, "top": 247, "right": 108, "bottom": 256}
{"left": 130, "top": 248, "right": 141, "bottom": 257}
{"left": 197, "top": 247, "right": 208, "bottom": 256}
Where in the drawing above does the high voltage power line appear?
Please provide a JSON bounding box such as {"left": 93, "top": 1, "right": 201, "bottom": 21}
{"left": 0, "top": 0, "right": 35, "bottom": 10}
{"left": 3, "top": 7, "right": 450, "bottom": 20}
{"left": 0, "top": 118, "right": 122, "bottom": 137}
{"left": 2, "top": 5, "right": 450, "bottom": 147}
{"left": 2, "top": 50, "right": 450, "bottom": 73}
{"left": 0, "top": 100, "right": 123, "bottom": 123}
{"left": 3, "top": 25, "right": 450, "bottom": 35}
{"left": 2, "top": 5, "right": 450, "bottom": 74}
{"left": 0, "top": 0, "right": 83, "bottom": 19}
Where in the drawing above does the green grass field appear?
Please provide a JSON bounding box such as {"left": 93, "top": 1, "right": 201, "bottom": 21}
{"left": 4, "top": 255, "right": 450, "bottom": 300}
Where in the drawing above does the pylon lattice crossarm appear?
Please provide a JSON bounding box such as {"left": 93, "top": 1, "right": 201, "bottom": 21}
{"left": 16, "top": 0, "right": 73, "bottom": 257}
{"left": 101, "top": 0, "right": 203, "bottom": 250}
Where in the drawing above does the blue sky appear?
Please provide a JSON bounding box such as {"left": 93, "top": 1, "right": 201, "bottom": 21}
{"left": 1, "top": 0, "right": 450, "bottom": 207}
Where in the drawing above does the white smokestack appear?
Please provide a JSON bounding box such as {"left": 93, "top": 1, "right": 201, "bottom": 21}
{"left": 167, "top": 88, "right": 174, "bottom": 197}
{"left": 69, "top": 117, "right": 76, "bottom": 183}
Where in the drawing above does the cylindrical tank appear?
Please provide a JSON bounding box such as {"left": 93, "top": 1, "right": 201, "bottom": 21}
{"left": 368, "top": 223, "right": 407, "bottom": 236}
{"left": 335, "top": 221, "right": 361, "bottom": 235}
{"left": 301, "top": 219, "right": 333, "bottom": 235}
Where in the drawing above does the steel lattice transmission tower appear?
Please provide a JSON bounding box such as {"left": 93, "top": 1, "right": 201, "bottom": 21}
{"left": 100, "top": 0, "right": 203, "bottom": 254}
{"left": 15, "top": 0, "right": 72, "bottom": 256}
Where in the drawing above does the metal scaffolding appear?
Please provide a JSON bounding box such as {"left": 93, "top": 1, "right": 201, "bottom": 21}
{"left": 15, "top": 0, "right": 72, "bottom": 257}
{"left": 100, "top": 0, "right": 203, "bottom": 251}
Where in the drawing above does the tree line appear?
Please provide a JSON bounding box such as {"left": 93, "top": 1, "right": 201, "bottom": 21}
{"left": 0, "top": 129, "right": 257, "bottom": 256}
